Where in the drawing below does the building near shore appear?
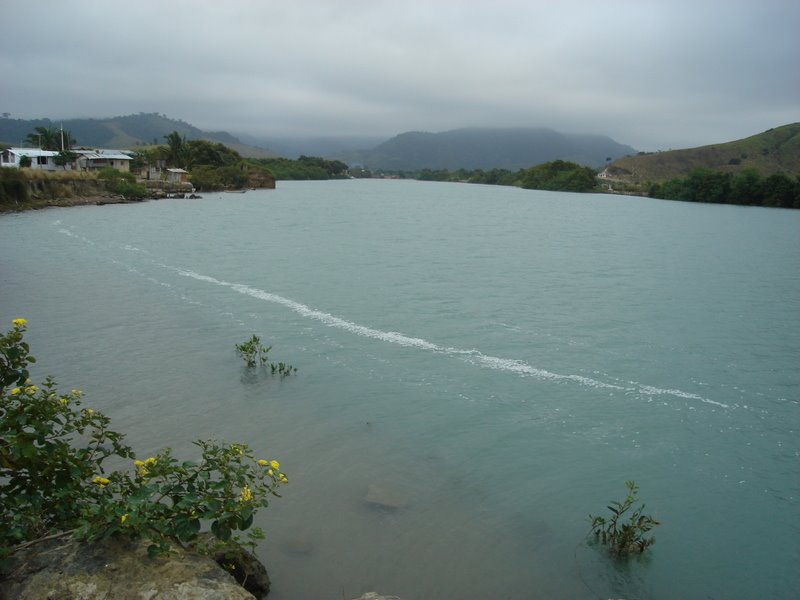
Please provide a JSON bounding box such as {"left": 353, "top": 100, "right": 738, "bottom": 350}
{"left": 1, "top": 148, "right": 60, "bottom": 170}
{"left": 0, "top": 147, "right": 133, "bottom": 172}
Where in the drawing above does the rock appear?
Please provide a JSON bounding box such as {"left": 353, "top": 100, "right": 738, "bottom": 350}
{"left": 204, "top": 537, "right": 270, "bottom": 599}
{"left": 0, "top": 537, "right": 259, "bottom": 600}
{"left": 364, "top": 484, "right": 409, "bottom": 510}
{"left": 281, "top": 535, "right": 314, "bottom": 555}
{"left": 351, "top": 594, "right": 405, "bottom": 600}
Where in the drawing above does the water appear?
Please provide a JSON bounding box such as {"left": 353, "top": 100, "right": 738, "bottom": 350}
{"left": 1, "top": 180, "right": 798, "bottom": 599}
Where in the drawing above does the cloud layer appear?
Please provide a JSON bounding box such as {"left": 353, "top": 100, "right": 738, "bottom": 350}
{"left": 2, "top": 0, "right": 797, "bottom": 150}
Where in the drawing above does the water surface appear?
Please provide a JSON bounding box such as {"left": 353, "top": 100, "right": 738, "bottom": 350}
{"left": 1, "top": 180, "right": 798, "bottom": 599}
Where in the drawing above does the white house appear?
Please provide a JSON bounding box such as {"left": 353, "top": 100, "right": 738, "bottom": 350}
{"left": 0, "top": 148, "right": 60, "bottom": 170}
{"left": 73, "top": 149, "right": 133, "bottom": 172}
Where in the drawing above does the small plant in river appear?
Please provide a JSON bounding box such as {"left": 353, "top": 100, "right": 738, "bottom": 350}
{"left": 589, "top": 480, "right": 660, "bottom": 557}
{"left": 235, "top": 334, "right": 296, "bottom": 375}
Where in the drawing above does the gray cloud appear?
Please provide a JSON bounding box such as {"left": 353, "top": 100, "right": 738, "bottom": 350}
{"left": 1, "top": 0, "right": 797, "bottom": 150}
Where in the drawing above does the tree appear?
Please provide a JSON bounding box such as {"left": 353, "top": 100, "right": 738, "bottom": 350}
{"left": 164, "top": 131, "right": 187, "bottom": 167}
{"left": 520, "top": 160, "right": 597, "bottom": 192}
{"left": 24, "top": 126, "right": 75, "bottom": 151}
{"left": 730, "top": 168, "right": 762, "bottom": 205}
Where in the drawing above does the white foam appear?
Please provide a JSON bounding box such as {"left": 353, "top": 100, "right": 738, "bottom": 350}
{"left": 170, "top": 266, "right": 726, "bottom": 407}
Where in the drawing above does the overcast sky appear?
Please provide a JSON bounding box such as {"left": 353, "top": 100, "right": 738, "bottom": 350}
{"left": 1, "top": 0, "right": 797, "bottom": 150}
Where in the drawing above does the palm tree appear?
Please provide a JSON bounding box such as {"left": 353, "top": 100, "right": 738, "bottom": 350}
{"left": 25, "top": 126, "right": 59, "bottom": 150}
{"left": 164, "top": 131, "right": 187, "bottom": 167}
{"left": 25, "top": 126, "right": 76, "bottom": 151}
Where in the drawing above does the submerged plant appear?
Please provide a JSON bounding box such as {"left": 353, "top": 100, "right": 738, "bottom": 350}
{"left": 589, "top": 480, "right": 660, "bottom": 557}
{"left": 235, "top": 334, "right": 296, "bottom": 375}
{"left": 235, "top": 334, "right": 271, "bottom": 368}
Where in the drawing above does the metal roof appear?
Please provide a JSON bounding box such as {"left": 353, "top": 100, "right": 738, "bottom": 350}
{"left": 7, "top": 148, "right": 58, "bottom": 157}
{"left": 74, "top": 149, "right": 133, "bottom": 160}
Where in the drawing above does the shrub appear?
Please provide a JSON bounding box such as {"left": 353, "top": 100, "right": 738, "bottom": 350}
{"left": 0, "top": 168, "right": 29, "bottom": 204}
{"left": 235, "top": 335, "right": 296, "bottom": 375}
{"left": 0, "top": 319, "right": 287, "bottom": 562}
{"left": 589, "top": 480, "right": 659, "bottom": 557}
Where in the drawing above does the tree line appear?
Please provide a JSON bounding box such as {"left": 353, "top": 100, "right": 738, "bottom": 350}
{"left": 131, "top": 133, "right": 349, "bottom": 190}
{"left": 648, "top": 168, "right": 800, "bottom": 209}
{"left": 416, "top": 160, "right": 599, "bottom": 192}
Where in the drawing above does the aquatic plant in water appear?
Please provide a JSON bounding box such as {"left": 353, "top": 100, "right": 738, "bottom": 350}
{"left": 589, "top": 480, "right": 659, "bottom": 557}
{"left": 235, "top": 334, "right": 296, "bottom": 375}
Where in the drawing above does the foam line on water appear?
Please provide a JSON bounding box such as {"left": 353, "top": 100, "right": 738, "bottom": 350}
{"left": 52, "top": 221, "right": 727, "bottom": 409}
{"left": 168, "top": 265, "right": 728, "bottom": 407}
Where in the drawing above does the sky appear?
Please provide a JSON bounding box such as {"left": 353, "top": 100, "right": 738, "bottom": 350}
{"left": 1, "top": 0, "right": 797, "bottom": 151}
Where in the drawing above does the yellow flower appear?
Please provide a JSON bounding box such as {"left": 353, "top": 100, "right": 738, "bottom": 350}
{"left": 59, "top": 398, "right": 68, "bottom": 407}
{"left": 257, "top": 459, "right": 268, "bottom": 467}
{"left": 10, "top": 388, "right": 20, "bottom": 396}
{"left": 267, "top": 469, "right": 274, "bottom": 477}
{"left": 85, "top": 408, "right": 95, "bottom": 416}
{"left": 144, "top": 457, "right": 157, "bottom": 466}
{"left": 269, "top": 460, "right": 280, "bottom": 470}
{"left": 11, "top": 318, "right": 27, "bottom": 328}
{"left": 120, "top": 514, "right": 128, "bottom": 524}
{"left": 92, "top": 476, "right": 110, "bottom": 487}
{"left": 240, "top": 486, "right": 253, "bottom": 502}
{"left": 24, "top": 385, "right": 37, "bottom": 394}
{"left": 133, "top": 460, "right": 145, "bottom": 468}
{"left": 71, "top": 389, "right": 83, "bottom": 397}
{"left": 279, "top": 475, "right": 289, "bottom": 484}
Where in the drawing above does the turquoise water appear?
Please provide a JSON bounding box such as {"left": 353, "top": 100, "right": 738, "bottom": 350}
{"left": 1, "top": 180, "right": 798, "bottom": 599}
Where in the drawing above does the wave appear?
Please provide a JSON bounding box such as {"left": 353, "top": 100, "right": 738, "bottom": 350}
{"left": 166, "top": 266, "right": 728, "bottom": 408}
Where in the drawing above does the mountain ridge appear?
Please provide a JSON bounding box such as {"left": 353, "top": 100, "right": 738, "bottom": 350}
{"left": 343, "top": 127, "right": 637, "bottom": 171}
{"left": 0, "top": 113, "right": 279, "bottom": 159}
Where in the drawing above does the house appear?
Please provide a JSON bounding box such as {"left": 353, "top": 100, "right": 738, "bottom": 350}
{"left": 0, "top": 148, "right": 60, "bottom": 170}
{"left": 166, "top": 168, "right": 189, "bottom": 184}
{"left": 73, "top": 149, "right": 133, "bottom": 172}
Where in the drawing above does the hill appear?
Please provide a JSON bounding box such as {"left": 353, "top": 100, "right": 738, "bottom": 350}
{"left": 237, "top": 134, "right": 389, "bottom": 159}
{"left": 0, "top": 113, "right": 278, "bottom": 159}
{"left": 345, "top": 127, "right": 636, "bottom": 171}
{"left": 606, "top": 123, "right": 800, "bottom": 184}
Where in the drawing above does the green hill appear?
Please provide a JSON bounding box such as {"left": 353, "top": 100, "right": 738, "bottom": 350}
{"left": 347, "top": 127, "right": 636, "bottom": 171}
{"left": 0, "top": 113, "right": 278, "bottom": 159}
{"left": 606, "top": 123, "right": 800, "bottom": 184}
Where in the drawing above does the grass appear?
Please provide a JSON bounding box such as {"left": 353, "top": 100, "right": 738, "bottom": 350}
{"left": 606, "top": 123, "right": 800, "bottom": 185}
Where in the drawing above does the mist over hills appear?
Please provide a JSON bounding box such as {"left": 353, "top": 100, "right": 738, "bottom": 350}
{"left": 0, "top": 113, "right": 278, "bottom": 159}
{"left": 344, "top": 128, "right": 638, "bottom": 171}
{"left": 237, "top": 133, "right": 389, "bottom": 159}
{"left": 2, "top": 113, "right": 637, "bottom": 171}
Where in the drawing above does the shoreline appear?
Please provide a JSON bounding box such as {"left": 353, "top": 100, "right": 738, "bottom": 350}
{"left": 0, "top": 193, "right": 200, "bottom": 214}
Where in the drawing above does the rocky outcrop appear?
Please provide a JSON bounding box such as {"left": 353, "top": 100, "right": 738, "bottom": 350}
{"left": 0, "top": 537, "right": 265, "bottom": 600}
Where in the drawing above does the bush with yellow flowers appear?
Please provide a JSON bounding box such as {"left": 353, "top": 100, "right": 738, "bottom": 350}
{"left": 0, "top": 319, "right": 287, "bottom": 562}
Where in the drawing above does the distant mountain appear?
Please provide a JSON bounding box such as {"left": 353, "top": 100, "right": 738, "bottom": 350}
{"left": 0, "top": 113, "right": 279, "bottom": 159}
{"left": 236, "top": 134, "right": 389, "bottom": 159}
{"left": 606, "top": 123, "right": 800, "bottom": 183}
{"left": 344, "top": 127, "right": 637, "bottom": 171}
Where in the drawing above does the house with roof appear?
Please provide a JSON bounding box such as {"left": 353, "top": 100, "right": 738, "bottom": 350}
{"left": 73, "top": 149, "right": 133, "bottom": 172}
{"left": 0, "top": 148, "right": 60, "bottom": 170}
{"left": 166, "top": 168, "right": 189, "bottom": 184}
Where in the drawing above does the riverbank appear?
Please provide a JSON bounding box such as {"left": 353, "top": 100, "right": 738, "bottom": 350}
{"left": 0, "top": 169, "right": 203, "bottom": 214}
{"left": 0, "top": 192, "right": 204, "bottom": 213}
